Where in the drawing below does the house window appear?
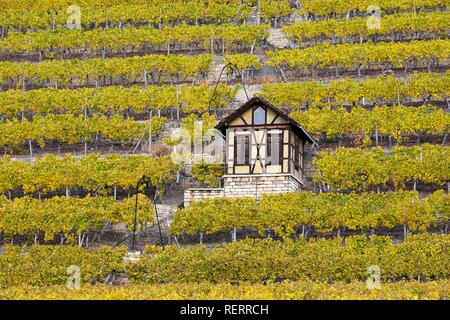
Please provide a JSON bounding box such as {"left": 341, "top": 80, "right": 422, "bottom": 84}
{"left": 253, "top": 106, "right": 265, "bottom": 125}
{"left": 267, "top": 132, "right": 282, "bottom": 165}
{"left": 234, "top": 134, "right": 250, "bottom": 165}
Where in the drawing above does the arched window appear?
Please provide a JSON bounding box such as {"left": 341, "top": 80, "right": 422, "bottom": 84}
{"left": 253, "top": 106, "right": 265, "bottom": 125}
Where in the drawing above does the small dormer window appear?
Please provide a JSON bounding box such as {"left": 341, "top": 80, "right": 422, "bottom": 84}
{"left": 253, "top": 106, "right": 265, "bottom": 125}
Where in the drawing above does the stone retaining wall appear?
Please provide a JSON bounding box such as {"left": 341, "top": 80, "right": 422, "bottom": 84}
{"left": 184, "top": 188, "right": 224, "bottom": 206}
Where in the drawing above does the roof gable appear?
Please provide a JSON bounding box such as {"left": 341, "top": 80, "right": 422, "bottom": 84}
{"left": 215, "top": 96, "right": 317, "bottom": 145}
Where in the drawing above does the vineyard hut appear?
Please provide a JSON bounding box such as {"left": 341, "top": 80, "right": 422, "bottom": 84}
{"left": 184, "top": 97, "right": 317, "bottom": 205}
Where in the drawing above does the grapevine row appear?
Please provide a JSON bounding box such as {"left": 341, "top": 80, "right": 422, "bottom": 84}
{"left": 314, "top": 144, "right": 450, "bottom": 191}
{"left": 1, "top": 72, "right": 448, "bottom": 116}
{"left": 2, "top": 281, "right": 448, "bottom": 300}
{"left": 0, "top": 234, "right": 448, "bottom": 286}
{"left": 0, "top": 24, "right": 269, "bottom": 57}
{"left": 283, "top": 12, "right": 450, "bottom": 45}
{"left": 298, "top": 0, "right": 448, "bottom": 17}
{"left": 0, "top": 111, "right": 220, "bottom": 152}
{"left": 2, "top": 110, "right": 446, "bottom": 168}
{"left": 0, "top": 54, "right": 213, "bottom": 89}
{"left": 17, "top": 0, "right": 442, "bottom": 15}
{"left": 0, "top": 2, "right": 253, "bottom": 30}
{"left": 0, "top": 245, "right": 126, "bottom": 288}
{"left": 0, "top": 114, "right": 149, "bottom": 148}
{"left": 0, "top": 84, "right": 237, "bottom": 115}
{"left": 131, "top": 235, "right": 450, "bottom": 283}
{"left": 260, "top": 72, "right": 450, "bottom": 108}
{"left": 0, "top": 0, "right": 256, "bottom": 10}
{"left": 0, "top": 1, "right": 292, "bottom": 30}
{"left": 224, "top": 53, "right": 262, "bottom": 72}
{"left": 0, "top": 195, "right": 155, "bottom": 241}
{"left": 267, "top": 39, "right": 450, "bottom": 76}
{"left": 291, "top": 105, "right": 450, "bottom": 144}
{"left": 170, "top": 191, "right": 449, "bottom": 236}
{"left": 0, "top": 153, "right": 177, "bottom": 195}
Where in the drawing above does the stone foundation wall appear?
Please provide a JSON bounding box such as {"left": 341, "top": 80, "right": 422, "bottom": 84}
{"left": 223, "top": 174, "right": 302, "bottom": 200}
{"left": 184, "top": 175, "right": 303, "bottom": 206}
{"left": 184, "top": 188, "right": 224, "bottom": 206}
{"left": 287, "top": 175, "right": 301, "bottom": 193}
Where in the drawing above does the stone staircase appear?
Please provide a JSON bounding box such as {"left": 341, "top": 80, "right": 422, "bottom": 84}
{"left": 141, "top": 203, "right": 175, "bottom": 231}
{"left": 111, "top": 203, "right": 177, "bottom": 235}
{"left": 231, "top": 84, "right": 262, "bottom": 108}
{"left": 267, "top": 28, "right": 293, "bottom": 49}
{"left": 205, "top": 55, "right": 226, "bottom": 85}
{"left": 290, "top": 8, "right": 306, "bottom": 23}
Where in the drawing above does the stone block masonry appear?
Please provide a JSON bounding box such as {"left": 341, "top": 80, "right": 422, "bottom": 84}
{"left": 184, "top": 174, "right": 304, "bottom": 206}
{"left": 223, "top": 174, "right": 302, "bottom": 200}
{"left": 184, "top": 188, "right": 224, "bottom": 206}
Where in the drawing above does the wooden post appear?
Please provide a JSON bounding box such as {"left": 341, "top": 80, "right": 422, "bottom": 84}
{"left": 210, "top": 37, "right": 214, "bottom": 55}
{"left": 256, "top": 0, "right": 261, "bottom": 26}
{"left": 176, "top": 87, "right": 180, "bottom": 120}
{"left": 173, "top": 235, "right": 180, "bottom": 248}
{"left": 144, "top": 68, "right": 148, "bottom": 87}
{"left": 148, "top": 110, "right": 153, "bottom": 153}
{"left": 28, "top": 140, "right": 33, "bottom": 157}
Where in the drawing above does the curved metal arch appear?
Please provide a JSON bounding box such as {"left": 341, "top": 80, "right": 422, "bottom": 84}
{"left": 207, "top": 61, "right": 250, "bottom": 111}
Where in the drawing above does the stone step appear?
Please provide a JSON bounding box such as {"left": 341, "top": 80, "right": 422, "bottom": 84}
{"left": 267, "top": 28, "right": 293, "bottom": 49}
{"left": 205, "top": 55, "right": 226, "bottom": 85}
{"left": 231, "top": 85, "right": 262, "bottom": 108}
{"left": 290, "top": 9, "right": 306, "bottom": 23}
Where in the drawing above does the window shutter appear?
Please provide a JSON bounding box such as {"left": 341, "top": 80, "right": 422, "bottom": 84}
{"left": 244, "top": 135, "right": 249, "bottom": 164}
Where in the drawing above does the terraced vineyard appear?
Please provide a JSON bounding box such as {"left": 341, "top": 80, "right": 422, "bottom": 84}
{"left": 0, "top": 0, "right": 448, "bottom": 301}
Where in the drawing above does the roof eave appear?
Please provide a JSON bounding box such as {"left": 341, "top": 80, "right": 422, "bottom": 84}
{"left": 215, "top": 96, "right": 318, "bottom": 146}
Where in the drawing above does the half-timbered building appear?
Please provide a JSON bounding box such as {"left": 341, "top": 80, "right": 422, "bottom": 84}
{"left": 184, "top": 96, "right": 317, "bottom": 205}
